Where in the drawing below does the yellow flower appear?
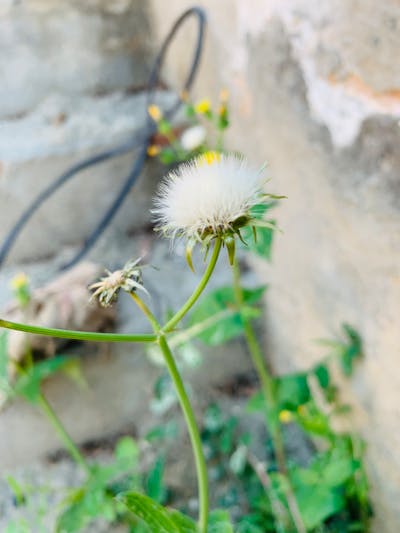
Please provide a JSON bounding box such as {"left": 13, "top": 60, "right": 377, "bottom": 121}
{"left": 11, "top": 272, "right": 29, "bottom": 290}
{"left": 147, "top": 104, "right": 163, "bottom": 122}
{"left": 279, "top": 410, "right": 293, "bottom": 424}
{"left": 197, "top": 151, "right": 221, "bottom": 166}
{"left": 147, "top": 145, "right": 161, "bottom": 157}
{"left": 194, "top": 98, "right": 211, "bottom": 114}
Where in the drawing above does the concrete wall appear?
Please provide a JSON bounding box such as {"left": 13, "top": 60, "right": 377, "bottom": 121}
{"left": 147, "top": 1, "right": 400, "bottom": 531}
{"left": 0, "top": 0, "right": 156, "bottom": 263}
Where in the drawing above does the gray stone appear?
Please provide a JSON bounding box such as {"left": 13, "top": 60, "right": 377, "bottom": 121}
{"left": 0, "top": 91, "right": 176, "bottom": 264}
{"left": 0, "top": 0, "right": 151, "bottom": 119}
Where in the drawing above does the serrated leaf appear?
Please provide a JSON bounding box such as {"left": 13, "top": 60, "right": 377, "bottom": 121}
{"left": 118, "top": 492, "right": 179, "bottom": 533}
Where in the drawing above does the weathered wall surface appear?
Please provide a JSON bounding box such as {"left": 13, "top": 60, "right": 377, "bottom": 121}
{"left": 147, "top": 1, "right": 400, "bottom": 531}
{"left": 0, "top": 0, "right": 156, "bottom": 263}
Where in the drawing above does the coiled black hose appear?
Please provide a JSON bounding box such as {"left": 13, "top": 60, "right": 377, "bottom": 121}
{"left": 0, "top": 6, "right": 206, "bottom": 271}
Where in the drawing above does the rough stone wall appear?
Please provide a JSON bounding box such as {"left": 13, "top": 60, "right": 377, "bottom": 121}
{"left": 148, "top": 1, "right": 400, "bottom": 531}
{"left": 0, "top": 0, "right": 155, "bottom": 263}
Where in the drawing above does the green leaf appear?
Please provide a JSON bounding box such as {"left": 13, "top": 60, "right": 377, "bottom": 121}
{"left": 189, "top": 286, "right": 266, "bottom": 346}
{"left": 275, "top": 373, "right": 310, "bottom": 410}
{"left": 313, "top": 363, "right": 330, "bottom": 389}
{"left": 14, "top": 356, "right": 82, "bottom": 404}
{"left": 115, "top": 436, "right": 139, "bottom": 463}
{"left": 168, "top": 510, "right": 198, "bottom": 532}
{"left": 295, "top": 484, "right": 345, "bottom": 530}
{"left": 146, "top": 455, "right": 167, "bottom": 504}
{"left": 242, "top": 225, "right": 275, "bottom": 260}
{"left": 117, "top": 492, "right": 179, "bottom": 533}
{"left": 340, "top": 324, "right": 363, "bottom": 376}
{"left": 246, "top": 391, "right": 265, "bottom": 413}
{"left": 57, "top": 487, "right": 116, "bottom": 533}
{"left": 229, "top": 445, "right": 248, "bottom": 475}
{"left": 208, "top": 510, "right": 234, "bottom": 532}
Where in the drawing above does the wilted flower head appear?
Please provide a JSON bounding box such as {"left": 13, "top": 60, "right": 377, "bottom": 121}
{"left": 89, "top": 259, "right": 148, "bottom": 307}
{"left": 153, "top": 152, "right": 280, "bottom": 266}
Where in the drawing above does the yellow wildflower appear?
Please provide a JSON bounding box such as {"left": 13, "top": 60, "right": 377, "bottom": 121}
{"left": 147, "top": 145, "right": 161, "bottom": 157}
{"left": 11, "top": 272, "right": 29, "bottom": 290}
{"left": 279, "top": 410, "right": 293, "bottom": 424}
{"left": 147, "top": 104, "right": 163, "bottom": 122}
{"left": 194, "top": 98, "right": 211, "bottom": 114}
{"left": 197, "top": 151, "right": 221, "bottom": 166}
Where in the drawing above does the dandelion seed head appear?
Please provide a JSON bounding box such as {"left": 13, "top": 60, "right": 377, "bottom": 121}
{"left": 152, "top": 152, "right": 266, "bottom": 242}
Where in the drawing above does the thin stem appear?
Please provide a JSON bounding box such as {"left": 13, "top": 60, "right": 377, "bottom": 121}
{"left": 130, "top": 295, "right": 209, "bottom": 533}
{"left": 38, "top": 393, "right": 90, "bottom": 475}
{"left": 130, "top": 293, "right": 160, "bottom": 333}
{"left": 163, "top": 238, "right": 222, "bottom": 333}
{"left": 231, "top": 259, "right": 306, "bottom": 533}
{"left": 158, "top": 334, "right": 208, "bottom": 533}
{"left": 0, "top": 319, "right": 157, "bottom": 344}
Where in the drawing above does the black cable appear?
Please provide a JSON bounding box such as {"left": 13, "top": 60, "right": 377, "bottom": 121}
{"left": 0, "top": 6, "right": 206, "bottom": 271}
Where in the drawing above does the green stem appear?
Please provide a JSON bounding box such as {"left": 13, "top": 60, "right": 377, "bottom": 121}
{"left": 163, "top": 238, "right": 222, "bottom": 333}
{"left": 0, "top": 319, "right": 157, "bottom": 344}
{"left": 130, "top": 293, "right": 160, "bottom": 333}
{"left": 158, "top": 334, "right": 209, "bottom": 533}
{"left": 130, "top": 294, "right": 209, "bottom": 533}
{"left": 231, "top": 259, "right": 306, "bottom": 533}
{"left": 38, "top": 393, "right": 90, "bottom": 475}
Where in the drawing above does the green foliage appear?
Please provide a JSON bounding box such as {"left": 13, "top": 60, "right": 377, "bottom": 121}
{"left": 57, "top": 437, "right": 141, "bottom": 533}
{"left": 188, "top": 285, "right": 266, "bottom": 346}
{"left": 240, "top": 203, "right": 276, "bottom": 260}
{"left": 320, "top": 324, "right": 363, "bottom": 377}
{"left": 13, "top": 356, "right": 83, "bottom": 404}
{"left": 208, "top": 510, "right": 234, "bottom": 532}
{"left": 118, "top": 491, "right": 197, "bottom": 533}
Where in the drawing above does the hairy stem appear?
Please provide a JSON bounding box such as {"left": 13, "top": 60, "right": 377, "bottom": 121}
{"left": 0, "top": 319, "right": 157, "bottom": 343}
{"left": 163, "top": 238, "right": 222, "bottom": 333}
{"left": 38, "top": 393, "right": 90, "bottom": 475}
{"left": 231, "top": 259, "right": 306, "bottom": 533}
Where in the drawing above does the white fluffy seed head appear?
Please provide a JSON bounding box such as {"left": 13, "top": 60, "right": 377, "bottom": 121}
{"left": 152, "top": 152, "right": 266, "bottom": 240}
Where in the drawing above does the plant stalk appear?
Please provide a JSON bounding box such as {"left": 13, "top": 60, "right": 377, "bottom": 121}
{"left": 158, "top": 334, "right": 209, "bottom": 533}
{"left": 231, "top": 259, "right": 306, "bottom": 533}
{"left": 130, "top": 294, "right": 209, "bottom": 533}
{"left": 163, "top": 238, "right": 222, "bottom": 333}
{"left": 0, "top": 319, "right": 156, "bottom": 344}
{"left": 38, "top": 393, "right": 90, "bottom": 475}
